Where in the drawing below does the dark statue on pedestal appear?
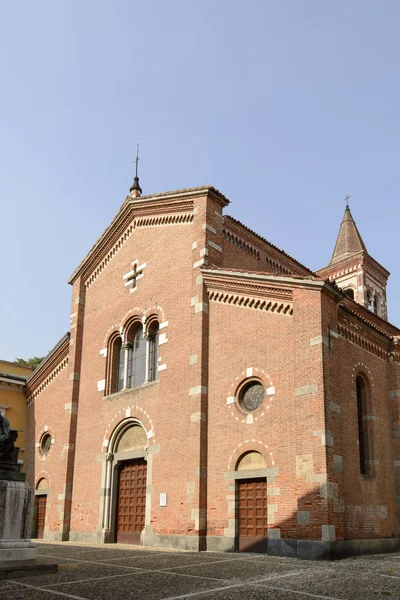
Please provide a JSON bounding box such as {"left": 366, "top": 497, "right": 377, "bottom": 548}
{"left": 0, "top": 413, "right": 22, "bottom": 479}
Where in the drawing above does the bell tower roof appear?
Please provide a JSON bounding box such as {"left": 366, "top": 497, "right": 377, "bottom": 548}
{"left": 329, "top": 205, "right": 367, "bottom": 265}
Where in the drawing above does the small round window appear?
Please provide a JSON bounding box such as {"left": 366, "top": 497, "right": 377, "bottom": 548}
{"left": 40, "top": 433, "right": 52, "bottom": 455}
{"left": 239, "top": 381, "right": 264, "bottom": 412}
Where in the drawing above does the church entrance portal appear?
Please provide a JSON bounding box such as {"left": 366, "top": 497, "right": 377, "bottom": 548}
{"left": 237, "top": 478, "right": 268, "bottom": 553}
{"left": 35, "top": 495, "right": 47, "bottom": 539}
{"left": 116, "top": 458, "right": 147, "bottom": 544}
{"left": 235, "top": 451, "right": 268, "bottom": 553}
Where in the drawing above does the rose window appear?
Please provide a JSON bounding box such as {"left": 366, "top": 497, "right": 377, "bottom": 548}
{"left": 40, "top": 433, "right": 52, "bottom": 455}
{"left": 239, "top": 381, "right": 265, "bottom": 412}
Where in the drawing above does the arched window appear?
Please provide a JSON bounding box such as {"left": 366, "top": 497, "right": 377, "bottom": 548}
{"left": 356, "top": 375, "right": 372, "bottom": 476}
{"left": 127, "top": 326, "right": 147, "bottom": 388}
{"left": 344, "top": 288, "right": 354, "bottom": 300}
{"left": 148, "top": 321, "right": 159, "bottom": 382}
{"left": 118, "top": 342, "right": 125, "bottom": 392}
{"left": 107, "top": 335, "right": 123, "bottom": 395}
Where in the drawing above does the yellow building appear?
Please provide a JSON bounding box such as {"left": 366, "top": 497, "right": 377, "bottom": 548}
{"left": 0, "top": 359, "right": 32, "bottom": 467}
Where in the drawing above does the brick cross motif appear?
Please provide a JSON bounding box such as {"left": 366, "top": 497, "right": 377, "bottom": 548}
{"left": 123, "top": 260, "right": 146, "bottom": 293}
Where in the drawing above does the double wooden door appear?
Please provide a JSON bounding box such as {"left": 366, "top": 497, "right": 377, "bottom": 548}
{"left": 237, "top": 478, "right": 268, "bottom": 553}
{"left": 116, "top": 458, "right": 147, "bottom": 544}
{"left": 34, "top": 495, "right": 47, "bottom": 539}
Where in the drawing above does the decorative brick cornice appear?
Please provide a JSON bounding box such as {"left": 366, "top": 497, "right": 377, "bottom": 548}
{"left": 319, "top": 261, "right": 362, "bottom": 281}
{"left": 25, "top": 333, "right": 70, "bottom": 403}
{"left": 317, "top": 252, "right": 389, "bottom": 285}
{"left": 204, "top": 274, "right": 293, "bottom": 300}
{"left": 208, "top": 290, "right": 293, "bottom": 315}
{"left": 364, "top": 265, "right": 388, "bottom": 287}
{"left": 26, "top": 356, "right": 69, "bottom": 406}
{"left": 84, "top": 212, "right": 193, "bottom": 289}
{"left": 70, "top": 200, "right": 194, "bottom": 287}
{"left": 339, "top": 302, "right": 400, "bottom": 338}
{"left": 337, "top": 323, "right": 388, "bottom": 362}
{"left": 222, "top": 228, "right": 260, "bottom": 260}
{"left": 135, "top": 213, "right": 193, "bottom": 228}
{"left": 203, "top": 269, "right": 294, "bottom": 315}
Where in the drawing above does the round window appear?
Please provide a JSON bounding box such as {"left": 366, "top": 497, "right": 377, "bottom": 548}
{"left": 239, "top": 381, "right": 265, "bottom": 412}
{"left": 40, "top": 433, "right": 52, "bottom": 455}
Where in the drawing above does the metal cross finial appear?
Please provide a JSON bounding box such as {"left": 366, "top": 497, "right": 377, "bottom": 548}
{"left": 130, "top": 139, "right": 142, "bottom": 195}
{"left": 135, "top": 140, "right": 140, "bottom": 178}
{"left": 344, "top": 193, "right": 351, "bottom": 207}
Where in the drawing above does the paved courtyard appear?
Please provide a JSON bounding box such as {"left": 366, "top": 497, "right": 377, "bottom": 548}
{"left": 3, "top": 542, "right": 400, "bottom": 600}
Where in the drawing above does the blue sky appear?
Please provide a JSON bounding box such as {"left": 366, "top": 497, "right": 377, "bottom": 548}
{"left": 1, "top": 1, "right": 399, "bottom": 360}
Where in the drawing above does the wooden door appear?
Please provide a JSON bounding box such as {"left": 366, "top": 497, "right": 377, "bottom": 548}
{"left": 237, "top": 478, "right": 268, "bottom": 553}
{"left": 117, "top": 459, "right": 147, "bottom": 544}
{"left": 35, "top": 495, "right": 47, "bottom": 539}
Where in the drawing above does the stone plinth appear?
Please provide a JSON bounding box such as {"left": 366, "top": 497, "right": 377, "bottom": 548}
{"left": 0, "top": 480, "right": 36, "bottom": 561}
{"left": 0, "top": 478, "right": 58, "bottom": 578}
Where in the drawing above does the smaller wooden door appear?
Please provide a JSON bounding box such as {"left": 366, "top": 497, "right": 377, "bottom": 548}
{"left": 238, "top": 478, "right": 268, "bottom": 553}
{"left": 117, "top": 459, "right": 147, "bottom": 544}
{"left": 35, "top": 495, "right": 47, "bottom": 539}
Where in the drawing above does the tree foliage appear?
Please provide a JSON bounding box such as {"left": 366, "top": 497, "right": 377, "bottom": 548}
{"left": 14, "top": 357, "right": 44, "bottom": 370}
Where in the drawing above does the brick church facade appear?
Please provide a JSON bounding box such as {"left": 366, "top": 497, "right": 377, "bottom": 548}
{"left": 24, "top": 181, "right": 400, "bottom": 559}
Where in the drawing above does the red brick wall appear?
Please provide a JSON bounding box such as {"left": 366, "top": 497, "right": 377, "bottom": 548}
{"left": 25, "top": 364, "right": 72, "bottom": 539}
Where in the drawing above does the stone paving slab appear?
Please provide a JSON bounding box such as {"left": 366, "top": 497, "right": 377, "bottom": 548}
{"left": 329, "top": 554, "right": 400, "bottom": 575}
{"left": 168, "top": 588, "right": 314, "bottom": 600}
{"left": 9, "top": 560, "right": 146, "bottom": 587}
{"left": 0, "top": 581, "right": 22, "bottom": 593}
{"left": 155, "top": 558, "right": 305, "bottom": 582}
{"left": 260, "top": 570, "right": 400, "bottom": 599}
{"left": 36, "top": 544, "right": 169, "bottom": 560}
{"left": 0, "top": 591, "right": 80, "bottom": 600}
{"left": 93, "top": 553, "right": 237, "bottom": 570}
{"left": 44, "top": 570, "right": 230, "bottom": 600}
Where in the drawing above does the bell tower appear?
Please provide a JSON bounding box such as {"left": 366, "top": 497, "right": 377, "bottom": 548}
{"left": 317, "top": 204, "right": 390, "bottom": 320}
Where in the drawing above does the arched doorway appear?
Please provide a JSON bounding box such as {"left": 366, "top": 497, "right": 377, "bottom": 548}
{"left": 101, "top": 419, "right": 149, "bottom": 545}
{"left": 33, "top": 477, "right": 49, "bottom": 539}
{"left": 235, "top": 451, "right": 268, "bottom": 553}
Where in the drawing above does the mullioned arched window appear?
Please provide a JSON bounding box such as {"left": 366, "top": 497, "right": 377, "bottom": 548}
{"left": 106, "top": 318, "right": 159, "bottom": 394}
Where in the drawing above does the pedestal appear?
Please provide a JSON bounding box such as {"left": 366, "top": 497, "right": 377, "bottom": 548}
{"left": 0, "top": 478, "right": 58, "bottom": 579}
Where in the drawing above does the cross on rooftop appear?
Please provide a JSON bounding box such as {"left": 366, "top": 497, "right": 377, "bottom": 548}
{"left": 344, "top": 193, "right": 351, "bottom": 207}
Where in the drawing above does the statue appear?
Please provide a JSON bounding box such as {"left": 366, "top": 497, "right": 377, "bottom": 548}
{"left": 0, "top": 412, "right": 19, "bottom": 465}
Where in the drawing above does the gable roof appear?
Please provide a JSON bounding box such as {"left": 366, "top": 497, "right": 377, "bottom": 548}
{"left": 68, "top": 185, "right": 229, "bottom": 285}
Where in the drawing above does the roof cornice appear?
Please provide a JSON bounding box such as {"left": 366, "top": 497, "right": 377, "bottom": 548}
{"left": 201, "top": 268, "right": 341, "bottom": 298}
{"left": 340, "top": 297, "right": 400, "bottom": 337}
{"left": 0, "top": 373, "right": 27, "bottom": 387}
{"left": 26, "top": 332, "right": 70, "bottom": 390}
{"left": 338, "top": 304, "right": 397, "bottom": 342}
{"left": 223, "top": 216, "right": 315, "bottom": 276}
{"left": 317, "top": 251, "right": 390, "bottom": 280}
